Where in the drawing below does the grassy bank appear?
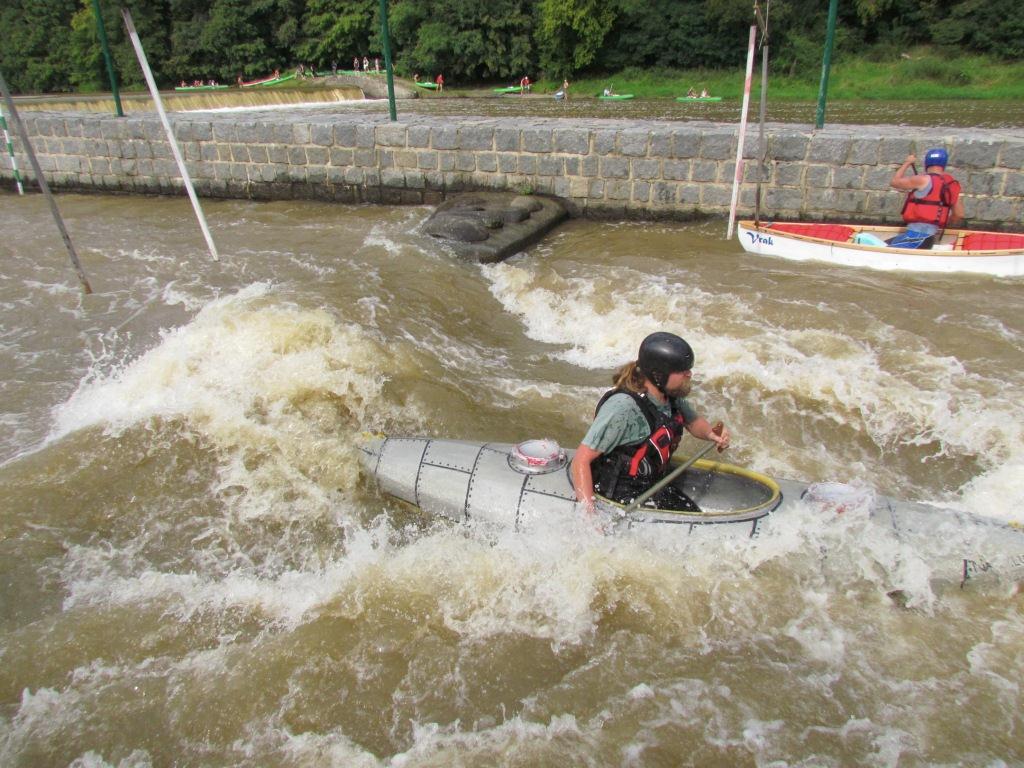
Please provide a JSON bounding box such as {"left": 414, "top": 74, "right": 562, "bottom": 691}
{"left": 533, "top": 49, "right": 1024, "bottom": 101}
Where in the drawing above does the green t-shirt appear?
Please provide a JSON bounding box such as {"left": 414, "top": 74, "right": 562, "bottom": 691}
{"left": 581, "top": 392, "right": 698, "bottom": 455}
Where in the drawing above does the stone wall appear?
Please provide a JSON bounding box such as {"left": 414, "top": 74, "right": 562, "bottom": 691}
{"left": 2, "top": 109, "right": 1022, "bottom": 226}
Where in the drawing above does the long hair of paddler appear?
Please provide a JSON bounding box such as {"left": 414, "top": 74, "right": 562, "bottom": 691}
{"left": 612, "top": 361, "right": 647, "bottom": 393}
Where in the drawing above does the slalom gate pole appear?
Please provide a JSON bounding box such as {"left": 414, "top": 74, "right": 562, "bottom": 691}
{"left": 0, "top": 104, "right": 25, "bottom": 194}
{"left": 122, "top": 8, "right": 219, "bottom": 262}
{"left": 726, "top": 25, "right": 757, "bottom": 241}
{"left": 0, "top": 70, "right": 93, "bottom": 294}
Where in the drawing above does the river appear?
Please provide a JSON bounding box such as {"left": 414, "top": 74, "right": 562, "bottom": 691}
{"left": 1, "top": 192, "right": 1022, "bottom": 766}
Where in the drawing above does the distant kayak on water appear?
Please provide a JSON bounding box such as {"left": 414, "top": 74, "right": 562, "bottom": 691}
{"left": 676, "top": 96, "right": 722, "bottom": 102}
{"left": 599, "top": 94, "right": 634, "bottom": 100}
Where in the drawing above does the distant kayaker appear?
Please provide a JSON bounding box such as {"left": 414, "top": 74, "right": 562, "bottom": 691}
{"left": 571, "top": 332, "right": 730, "bottom": 515}
{"left": 520, "top": 75, "right": 531, "bottom": 93}
{"left": 888, "top": 147, "right": 964, "bottom": 248}
{"left": 562, "top": 79, "right": 570, "bottom": 100}
{"left": 603, "top": 84, "right": 613, "bottom": 96}
{"left": 435, "top": 73, "right": 444, "bottom": 92}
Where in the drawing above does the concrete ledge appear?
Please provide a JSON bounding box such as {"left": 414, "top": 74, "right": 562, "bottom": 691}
{"left": 1, "top": 110, "right": 1021, "bottom": 228}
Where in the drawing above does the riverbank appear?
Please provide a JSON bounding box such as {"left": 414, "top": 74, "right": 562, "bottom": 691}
{"left": 2, "top": 109, "right": 1021, "bottom": 228}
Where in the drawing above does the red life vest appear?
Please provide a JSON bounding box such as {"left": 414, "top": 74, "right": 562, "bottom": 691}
{"left": 902, "top": 173, "right": 961, "bottom": 229}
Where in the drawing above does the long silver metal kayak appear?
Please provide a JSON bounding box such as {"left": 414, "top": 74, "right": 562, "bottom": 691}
{"left": 358, "top": 435, "right": 1024, "bottom": 587}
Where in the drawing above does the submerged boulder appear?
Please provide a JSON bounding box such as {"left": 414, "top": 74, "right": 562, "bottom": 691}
{"left": 423, "top": 193, "right": 568, "bottom": 263}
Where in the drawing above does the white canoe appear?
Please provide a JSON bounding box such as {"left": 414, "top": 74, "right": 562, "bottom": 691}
{"left": 736, "top": 221, "right": 1024, "bottom": 277}
{"left": 358, "top": 435, "right": 1024, "bottom": 588}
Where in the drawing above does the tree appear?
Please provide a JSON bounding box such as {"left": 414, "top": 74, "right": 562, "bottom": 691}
{"left": 536, "top": 0, "right": 617, "bottom": 77}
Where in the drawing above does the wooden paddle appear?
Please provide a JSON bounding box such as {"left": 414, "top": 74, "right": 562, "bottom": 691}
{"left": 623, "top": 423, "right": 724, "bottom": 514}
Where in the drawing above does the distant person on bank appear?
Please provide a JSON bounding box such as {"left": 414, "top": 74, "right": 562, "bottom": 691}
{"left": 888, "top": 147, "right": 964, "bottom": 249}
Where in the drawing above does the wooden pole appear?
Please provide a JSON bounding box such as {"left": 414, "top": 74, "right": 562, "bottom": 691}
{"left": 122, "top": 8, "right": 219, "bottom": 261}
{"left": 0, "top": 104, "right": 25, "bottom": 194}
{"left": 0, "top": 71, "right": 93, "bottom": 294}
{"left": 726, "top": 25, "right": 757, "bottom": 241}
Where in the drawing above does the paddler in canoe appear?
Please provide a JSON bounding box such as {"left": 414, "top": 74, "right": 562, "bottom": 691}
{"left": 571, "top": 332, "right": 731, "bottom": 516}
{"left": 887, "top": 147, "right": 965, "bottom": 249}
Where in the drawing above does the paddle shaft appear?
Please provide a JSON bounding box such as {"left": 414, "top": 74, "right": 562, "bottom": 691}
{"left": 623, "top": 423, "right": 724, "bottom": 513}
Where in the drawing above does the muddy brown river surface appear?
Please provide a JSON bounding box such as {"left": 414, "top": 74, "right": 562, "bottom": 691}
{"left": 1, "top": 190, "right": 1022, "bottom": 765}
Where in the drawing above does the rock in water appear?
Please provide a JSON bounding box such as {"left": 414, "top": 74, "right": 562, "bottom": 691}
{"left": 423, "top": 193, "right": 568, "bottom": 263}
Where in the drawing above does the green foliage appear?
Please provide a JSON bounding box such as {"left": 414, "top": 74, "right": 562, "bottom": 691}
{"left": 1, "top": 0, "right": 1022, "bottom": 94}
{"left": 536, "top": 0, "right": 617, "bottom": 77}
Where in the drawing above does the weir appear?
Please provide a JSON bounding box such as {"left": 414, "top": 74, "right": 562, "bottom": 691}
{"left": 1, "top": 107, "right": 1021, "bottom": 227}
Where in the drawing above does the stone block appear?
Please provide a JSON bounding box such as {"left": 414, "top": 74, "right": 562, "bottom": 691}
{"left": 408, "top": 125, "right": 431, "bottom": 148}
{"left": 1004, "top": 172, "right": 1024, "bottom": 196}
{"left": 667, "top": 131, "right": 700, "bottom": 159}
{"left": 774, "top": 163, "right": 803, "bottom": 186}
{"left": 594, "top": 131, "right": 617, "bottom": 155}
{"left": 691, "top": 160, "right": 718, "bottom": 183}
{"left": 848, "top": 138, "right": 880, "bottom": 165}
{"left": 307, "top": 146, "right": 329, "bottom": 166}
{"left": 998, "top": 142, "right": 1024, "bottom": 170}
{"left": 807, "top": 136, "right": 850, "bottom": 164}
{"left": 330, "top": 147, "right": 354, "bottom": 166}
{"left": 538, "top": 156, "right": 563, "bottom": 176}
{"left": 564, "top": 157, "right": 580, "bottom": 175}
{"left": 495, "top": 127, "right": 519, "bottom": 152}
{"left": 652, "top": 182, "right": 677, "bottom": 205}
{"left": 522, "top": 128, "right": 553, "bottom": 153}
{"left": 601, "top": 157, "right": 629, "bottom": 178}
{"left": 649, "top": 131, "right": 672, "bottom": 158}
{"left": 805, "top": 165, "right": 830, "bottom": 188}
{"left": 459, "top": 125, "right": 495, "bottom": 150}
{"left": 477, "top": 153, "right": 498, "bottom": 172}
{"left": 456, "top": 152, "right": 477, "bottom": 172}
{"left": 376, "top": 124, "right": 407, "bottom": 147}
{"left": 607, "top": 180, "right": 631, "bottom": 200}
{"left": 432, "top": 125, "right": 458, "bottom": 150}
{"left": 248, "top": 145, "right": 269, "bottom": 164}
{"left": 701, "top": 131, "right": 735, "bottom": 160}
{"left": 770, "top": 133, "right": 809, "bottom": 161}
{"left": 953, "top": 139, "right": 1001, "bottom": 170}
{"left": 382, "top": 168, "right": 405, "bottom": 187}
{"left": 878, "top": 137, "right": 914, "bottom": 164}
{"left": 588, "top": 179, "right": 605, "bottom": 198}
{"left": 439, "top": 153, "right": 456, "bottom": 171}
{"left": 966, "top": 170, "right": 1002, "bottom": 196}
{"left": 355, "top": 148, "right": 376, "bottom": 167}
{"left": 355, "top": 124, "right": 376, "bottom": 148}
{"left": 581, "top": 156, "right": 599, "bottom": 177}
{"left": 701, "top": 184, "right": 732, "bottom": 207}
{"left": 498, "top": 153, "right": 518, "bottom": 173}
{"left": 334, "top": 125, "right": 357, "bottom": 147}
{"left": 969, "top": 196, "right": 1017, "bottom": 223}
{"left": 418, "top": 151, "right": 439, "bottom": 170}
{"left": 405, "top": 170, "right": 426, "bottom": 189}
{"left": 632, "top": 182, "right": 651, "bottom": 202}
{"left": 378, "top": 150, "right": 394, "bottom": 168}
{"left": 292, "top": 124, "right": 311, "bottom": 145}
{"left": 554, "top": 128, "right": 589, "bottom": 154}
{"left": 307, "top": 165, "right": 328, "bottom": 184}
{"left": 518, "top": 155, "right": 537, "bottom": 174}
{"left": 678, "top": 184, "right": 700, "bottom": 205}
{"left": 288, "top": 147, "right": 307, "bottom": 165}
{"left": 832, "top": 166, "right": 864, "bottom": 189}
{"left": 632, "top": 159, "right": 660, "bottom": 180}
{"left": 311, "top": 124, "right": 334, "bottom": 146}
{"left": 663, "top": 160, "right": 690, "bottom": 181}
{"left": 619, "top": 131, "right": 649, "bottom": 157}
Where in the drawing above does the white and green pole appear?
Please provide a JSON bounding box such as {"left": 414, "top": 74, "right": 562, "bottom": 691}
{"left": 0, "top": 104, "right": 24, "bottom": 194}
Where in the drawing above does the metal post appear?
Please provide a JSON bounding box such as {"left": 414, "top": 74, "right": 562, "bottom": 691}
{"left": 815, "top": 0, "right": 839, "bottom": 129}
{"left": 754, "top": 2, "right": 770, "bottom": 225}
{"left": 0, "top": 71, "right": 94, "bottom": 294}
{"left": 122, "top": 9, "right": 219, "bottom": 261}
{"left": 90, "top": 0, "right": 123, "bottom": 117}
{"left": 1, "top": 105, "right": 25, "bottom": 194}
{"left": 379, "top": 0, "right": 397, "bottom": 121}
{"left": 726, "top": 25, "right": 757, "bottom": 241}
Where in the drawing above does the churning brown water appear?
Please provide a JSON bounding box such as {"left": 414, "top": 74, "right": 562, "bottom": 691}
{"left": 1, "top": 192, "right": 1021, "bottom": 766}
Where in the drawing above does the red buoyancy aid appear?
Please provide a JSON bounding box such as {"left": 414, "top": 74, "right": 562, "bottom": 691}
{"left": 902, "top": 172, "right": 961, "bottom": 229}
{"left": 589, "top": 390, "right": 687, "bottom": 504}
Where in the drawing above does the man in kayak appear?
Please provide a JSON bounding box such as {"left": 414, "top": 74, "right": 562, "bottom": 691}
{"left": 888, "top": 147, "right": 964, "bottom": 248}
{"left": 571, "top": 332, "right": 730, "bottom": 514}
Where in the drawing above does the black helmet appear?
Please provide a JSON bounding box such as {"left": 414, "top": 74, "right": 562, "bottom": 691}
{"left": 638, "top": 332, "right": 694, "bottom": 391}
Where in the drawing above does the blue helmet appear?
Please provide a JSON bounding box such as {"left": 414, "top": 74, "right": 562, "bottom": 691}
{"left": 924, "top": 147, "right": 948, "bottom": 168}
